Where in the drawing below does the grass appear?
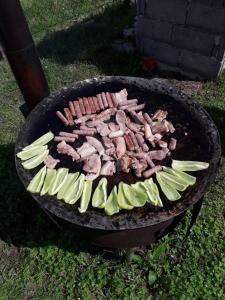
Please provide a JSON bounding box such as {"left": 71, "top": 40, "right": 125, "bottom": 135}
{"left": 0, "top": 0, "right": 225, "bottom": 299}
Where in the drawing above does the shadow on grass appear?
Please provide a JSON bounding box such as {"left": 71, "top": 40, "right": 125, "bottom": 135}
{"left": 0, "top": 144, "right": 114, "bottom": 258}
{"left": 37, "top": 2, "right": 141, "bottom": 76}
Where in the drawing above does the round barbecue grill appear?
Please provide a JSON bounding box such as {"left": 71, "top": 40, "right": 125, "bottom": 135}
{"left": 15, "top": 76, "right": 221, "bottom": 248}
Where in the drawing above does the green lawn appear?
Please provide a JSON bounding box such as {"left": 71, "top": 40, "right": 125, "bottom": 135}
{"left": 0, "top": 1, "right": 225, "bottom": 299}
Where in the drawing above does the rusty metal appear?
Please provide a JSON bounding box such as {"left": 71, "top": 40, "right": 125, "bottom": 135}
{"left": 0, "top": 0, "right": 49, "bottom": 110}
{"left": 15, "top": 76, "right": 221, "bottom": 248}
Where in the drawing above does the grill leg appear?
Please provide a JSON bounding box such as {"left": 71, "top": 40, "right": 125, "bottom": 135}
{"left": 39, "top": 204, "right": 62, "bottom": 230}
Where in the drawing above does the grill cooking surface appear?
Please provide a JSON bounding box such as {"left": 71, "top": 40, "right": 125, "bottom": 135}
{"left": 15, "top": 77, "right": 221, "bottom": 230}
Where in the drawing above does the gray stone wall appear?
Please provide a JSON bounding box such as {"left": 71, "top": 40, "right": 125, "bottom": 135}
{"left": 135, "top": 0, "right": 225, "bottom": 79}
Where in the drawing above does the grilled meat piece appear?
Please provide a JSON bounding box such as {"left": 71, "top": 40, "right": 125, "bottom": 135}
{"left": 73, "top": 101, "right": 83, "bottom": 118}
{"left": 57, "top": 141, "right": 80, "bottom": 161}
{"left": 152, "top": 121, "right": 170, "bottom": 135}
{"left": 78, "top": 98, "right": 86, "bottom": 115}
{"left": 75, "top": 114, "right": 95, "bottom": 124}
{"left": 109, "top": 130, "right": 124, "bottom": 138}
{"left": 127, "top": 104, "right": 145, "bottom": 112}
{"left": 135, "top": 133, "right": 149, "bottom": 152}
{"left": 114, "top": 136, "right": 126, "bottom": 159}
{"left": 126, "top": 117, "right": 142, "bottom": 133}
{"left": 129, "top": 132, "right": 139, "bottom": 150}
{"left": 77, "top": 142, "right": 97, "bottom": 158}
{"left": 101, "top": 92, "right": 109, "bottom": 108}
{"left": 149, "top": 148, "right": 169, "bottom": 160}
{"left": 83, "top": 97, "right": 92, "bottom": 115}
{"left": 88, "top": 97, "right": 96, "bottom": 113}
{"left": 152, "top": 109, "right": 168, "bottom": 121}
{"left": 69, "top": 101, "right": 76, "bottom": 116}
{"left": 100, "top": 161, "right": 116, "bottom": 176}
{"left": 64, "top": 108, "right": 74, "bottom": 126}
{"left": 59, "top": 132, "right": 78, "bottom": 139}
{"left": 118, "top": 154, "right": 131, "bottom": 173}
{"left": 158, "top": 140, "right": 168, "bottom": 148}
{"left": 143, "top": 165, "right": 162, "bottom": 178}
{"left": 86, "top": 136, "right": 105, "bottom": 156}
{"left": 44, "top": 155, "right": 60, "bottom": 169}
{"left": 96, "top": 94, "right": 105, "bottom": 110}
{"left": 96, "top": 122, "right": 111, "bottom": 137}
{"left": 93, "top": 96, "right": 100, "bottom": 112}
{"left": 124, "top": 134, "right": 135, "bottom": 151}
{"left": 102, "top": 136, "right": 114, "bottom": 148}
{"left": 54, "top": 136, "right": 76, "bottom": 143}
{"left": 83, "top": 154, "right": 101, "bottom": 174}
{"left": 169, "top": 138, "right": 177, "bottom": 150}
{"left": 73, "top": 129, "right": 95, "bottom": 136}
{"left": 108, "top": 122, "right": 120, "bottom": 132}
{"left": 116, "top": 110, "right": 126, "bottom": 132}
{"left": 56, "top": 111, "right": 69, "bottom": 126}
{"left": 114, "top": 89, "right": 128, "bottom": 105}
{"left": 143, "top": 112, "right": 152, "bottom": 125}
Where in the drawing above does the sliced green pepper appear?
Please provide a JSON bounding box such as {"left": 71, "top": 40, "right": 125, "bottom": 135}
{"left": 163, "top": 167, "right": 196, "bottom": 186}
{"left": 57, "top": 173, "right": 79, "bottom": 200}
{"left": 117, "top": 182, "right": 133, "bottom": 210}
{"left": 78, "top": 180, "right": 93, "bottom": 213}
{"left": 172, "top": 160, "right": 209, "bottom": 172}
{"left": 143, "top": 178, "right": 163, "bottom": 207}
{"left": 22, "top": 149, "right": 49, "bottom": 170}
{"left": 64, "top": 174, "right": 85, "bottom": 204}
{"left": 17, "top": 145, "right": 47, "bottom": 161}
{"left": 156, "top": 172, "right": 181, "bottom": 201}
{"left": 159, "top": 171, "right": 188, "bottom": 191}
{"left": 122, "top": 183, "right": 147, "bottom": 207}
{"left": 40, "top": 168, "right": 57, "bottom": 196}
{"left": 27, "top": 166, "right": 47, "bottom": 194}
{"left": 23, "top": 131, "right": 54, "bottom": 151}
{"left": 48, "top": 168, "right": 68, "bottom": 196}
{"left": 105, "top": 186, "right": 120, "bottom": 216}
{"left": 92, "top": 178, "right": 108, "bottom": 208}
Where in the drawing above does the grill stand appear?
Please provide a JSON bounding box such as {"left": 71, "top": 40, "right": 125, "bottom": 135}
{"left": 35, "top": 198, "right": 203, "bottom": 249}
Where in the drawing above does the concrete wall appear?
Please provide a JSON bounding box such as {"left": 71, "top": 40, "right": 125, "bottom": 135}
{"left": 135, "top": 0, "right": 225, "bottom": 79}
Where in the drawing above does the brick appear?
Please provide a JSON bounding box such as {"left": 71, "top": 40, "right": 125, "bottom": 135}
{"left": 187, "top": 3, "right": 225, "bottom": 33}
{"left": 142, "top": 38, "right": 179, "bottom": 66}
{"left": 135, "top": 16, "right": 172, "bottom": 43}
{"left": 179, "top": 50, "right": 221, "bottom": 79}
{"left": 172, "top": 25, "right": 216, "bottom": 56}
{"left": 146, "top": 0, "right": 187, "bottom": 24}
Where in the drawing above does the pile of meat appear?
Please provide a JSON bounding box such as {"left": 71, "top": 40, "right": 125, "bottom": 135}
{"left": 52, "top": 89, "right": 177, "bottom": 181}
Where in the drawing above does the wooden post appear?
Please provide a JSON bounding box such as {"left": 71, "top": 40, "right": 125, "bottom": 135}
{"left": 0, "top": 0, "right": 50, "bottom": 110}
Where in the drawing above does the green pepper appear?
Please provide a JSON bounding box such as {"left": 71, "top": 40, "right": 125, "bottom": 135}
{"left": 122, "top": 183, "right": 147, "bottom": 207}
{"left": 92, "top": 178, "right": 108, "bottom": 208}
{"left": 40, "top": 168, "right": 57, "bottom": 196}
{"left": 163, "top": 167, "right": 196, "bottom": 186}
{"left": 57, "top": 173, "right": 79, "bottom": 200}
{"left": 172, "top": 159, "right": 209, "bottom": 172}
{"left": 27, "top": 166, "right": 47, "bottom": 194}
{"left": 48, "top": 168, "right": 68, "bottom": 196}
{"left": 22, "top": 149, "right": 49, "bottom": 170}
{"left": 64, "top": 173, "right": 85, "bottom": 204}
{"left": 143, "top": 178, "right": 163, "bottom": 207}
{"left": 117, "top": 182, "right": 133, "bottom": 210}
{"left": 104, "top": 186, "right": 120, "bottom": 216}
{"left": 156, "top": 172, "right": 181, "bottom": 201}
{"left": 23, "top": 131, "right": 54, "bottom": 151}
{"left": 159, "top": 171, "right": 188, "bottom": 191}
{"left": 17, "top": 145, "right": 48, "bottom": 161}
{"left": 78, "top": 180, "right": 93, "bottom": 213}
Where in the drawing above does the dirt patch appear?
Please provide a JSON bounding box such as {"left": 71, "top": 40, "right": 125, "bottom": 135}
{"left": 155, "top": 78, "right": 203, "bottom": 96}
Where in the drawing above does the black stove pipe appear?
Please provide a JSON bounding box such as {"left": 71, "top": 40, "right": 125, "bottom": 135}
{"left": 0, "top": 0, "right": 49, "bottom": 110}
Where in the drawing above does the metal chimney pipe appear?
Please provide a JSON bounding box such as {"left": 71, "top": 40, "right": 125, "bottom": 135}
{"left": 0, "top": 0, "right": 50, "bottom": 110}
